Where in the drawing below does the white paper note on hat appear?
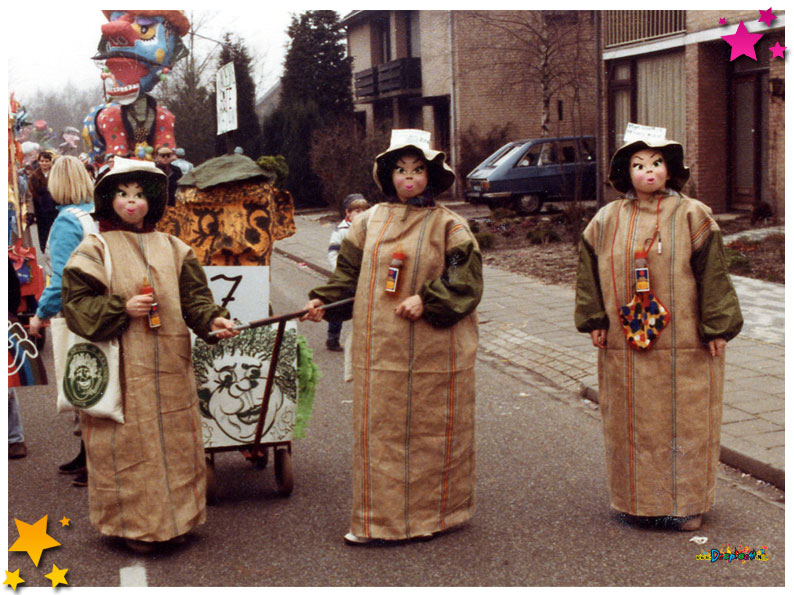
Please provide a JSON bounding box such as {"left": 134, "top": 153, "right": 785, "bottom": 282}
{"left": 390, "top": 129, "right": 431, "bottom": 148}
{"left": 623, "top": 123, "right": 667, "bottom": 144}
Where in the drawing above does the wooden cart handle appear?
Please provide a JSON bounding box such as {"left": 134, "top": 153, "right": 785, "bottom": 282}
{"left": 208, "top": 297, "right": 354, "bottom": 336}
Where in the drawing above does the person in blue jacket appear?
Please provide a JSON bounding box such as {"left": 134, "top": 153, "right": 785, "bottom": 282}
{"left": 29, "top": 155, "right": 97, "bottom": 485}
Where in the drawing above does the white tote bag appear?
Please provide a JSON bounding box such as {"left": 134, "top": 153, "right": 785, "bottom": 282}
{"left": 54, "top": 234, "right": 124, "bottom": 423}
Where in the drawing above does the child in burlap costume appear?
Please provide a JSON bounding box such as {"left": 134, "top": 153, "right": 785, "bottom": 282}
{"left": 62, "top": 157, "right": 237, "bottom": 553}
{"left": 303, "top": 130, "right": 482, "bottom": 544}
{"left": 575, "top": 126, "right": 742, "bottom": 531}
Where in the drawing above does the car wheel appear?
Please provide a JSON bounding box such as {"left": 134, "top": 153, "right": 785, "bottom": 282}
{"left": 514, "top": 194, "right": 543, "bottom": 215}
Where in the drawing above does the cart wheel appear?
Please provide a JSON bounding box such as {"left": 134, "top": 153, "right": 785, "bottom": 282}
{"left": 274, "top": 448, "right": 294, "bottom": 496}
{"left": 205, "top": 457, "right": 218, "bottom": 506}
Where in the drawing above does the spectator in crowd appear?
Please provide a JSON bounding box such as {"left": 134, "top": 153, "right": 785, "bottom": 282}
{"left": 154, "top": 145, "right": 182, "bottom": 206}
{"left": 28, "top": 150, "right": 58, "bottom": 251}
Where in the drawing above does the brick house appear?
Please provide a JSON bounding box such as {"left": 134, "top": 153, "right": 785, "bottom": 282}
{"left": 341, "top": 10, "right": 784, "bottom": 215}
{"left": 340, "top": 10, "right": 599, "bottom": 196}
{"left": 601, "top": 10, "right": 785, "bottom": 215}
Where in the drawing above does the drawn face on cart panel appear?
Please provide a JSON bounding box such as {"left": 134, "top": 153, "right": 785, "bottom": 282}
{"left": 202, "top": 352, "right": 284, "bottom": 443}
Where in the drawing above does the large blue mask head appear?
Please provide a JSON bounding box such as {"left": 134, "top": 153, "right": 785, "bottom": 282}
{"left": 94, "top": 10, "right": 189, "bottom": 105}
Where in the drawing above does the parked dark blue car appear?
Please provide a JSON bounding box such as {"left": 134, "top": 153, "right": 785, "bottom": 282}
{"left": 465, "top": 136, "right": 596, "bottom": 214}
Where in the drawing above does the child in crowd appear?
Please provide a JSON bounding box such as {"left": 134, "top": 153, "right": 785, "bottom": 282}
{"left": 61, "top": 157, "right": 238, "bottom": 553}
{"left": 326, "top": 193, "right": 369, "bottom": 351}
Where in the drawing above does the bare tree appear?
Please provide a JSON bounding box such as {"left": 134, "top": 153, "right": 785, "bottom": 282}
{"left": 152, "top": 11, "right": 226, "bottom": 163}
{"left": 460, "top": 11, "right": 595, "bottom": 139}
{"left": 24, "top": 84, "right": 103, "bottom": 151}
{"left": 310, "top": 117, "right": 388, "bottom": 215}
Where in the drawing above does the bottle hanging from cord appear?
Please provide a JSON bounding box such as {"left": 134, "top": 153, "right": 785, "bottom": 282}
{"left": 141, "top": 277, "right": 161, "bottom": 328}
{"left": 385, "top": 245, "right": 405, "bottom": 293}
{"left": 634, "top": 250, "right": 650, "bottom": 293}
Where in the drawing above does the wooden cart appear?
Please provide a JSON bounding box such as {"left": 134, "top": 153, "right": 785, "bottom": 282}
{"left": 202, "top": 299, "right": 351, "bottom": 504}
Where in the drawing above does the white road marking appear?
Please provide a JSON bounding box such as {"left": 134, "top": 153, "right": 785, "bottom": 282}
{"left": 119, "top": 564, "right": 148, "bottom": 587}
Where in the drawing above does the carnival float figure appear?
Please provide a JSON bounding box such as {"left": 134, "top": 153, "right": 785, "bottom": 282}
{"left": 82, "top": 10, "right": 189, "bottom": 162}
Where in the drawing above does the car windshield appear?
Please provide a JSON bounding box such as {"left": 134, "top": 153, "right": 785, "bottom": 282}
{"left": 488, "top": 144, "right": 524, "bottom": 168}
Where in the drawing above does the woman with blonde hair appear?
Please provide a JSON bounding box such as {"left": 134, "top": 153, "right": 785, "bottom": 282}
{"left": 29, "top": 155, "right": 97, "bottom": 485}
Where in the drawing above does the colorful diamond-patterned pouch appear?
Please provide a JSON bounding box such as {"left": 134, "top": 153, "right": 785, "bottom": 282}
{"left": 618, "top": 291, "right": 670, "bottom": 350}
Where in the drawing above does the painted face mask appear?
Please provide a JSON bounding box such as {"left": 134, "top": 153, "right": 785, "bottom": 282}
{"left": 94, "top": 11, "right": 188, "bottom": 105}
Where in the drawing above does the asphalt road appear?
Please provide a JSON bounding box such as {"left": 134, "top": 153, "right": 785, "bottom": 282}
{"left": 6, "top": 252, "right": 784, "bottom": 587}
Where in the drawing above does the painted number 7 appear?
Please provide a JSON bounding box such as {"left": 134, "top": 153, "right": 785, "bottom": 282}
{"left": 210, "top": 274, "right": 243, "bottom": 310}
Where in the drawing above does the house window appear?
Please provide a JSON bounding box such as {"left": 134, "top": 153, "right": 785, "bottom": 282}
{"left": 608, "top": 62, "right": 634, "bottom": 154}
{"left": 407, "top": 11, "right": 421, "bottom": 58}
{"left": 374, "top": 16, "right": 391, "bottom": 64}
{"left": 608, "top": 50, "right": 684, "bottom": 155}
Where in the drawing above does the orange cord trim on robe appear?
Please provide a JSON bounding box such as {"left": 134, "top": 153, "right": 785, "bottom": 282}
{"left": 188, "top": 398, "right": 204, "bottom": 514}
{"left": 705, "top": 354, "right": 715, "bottom": 511}
{"left": 446, "top": 223, "right": 466, "bottom": 241}
{"left": 690, "top": 218, "right": 712, "bottom": 246}
{"left": 439, "top": 326, "right": 457, "bottom": 530}
{"left": 361, "top": 209, "right": 394, "bottom": 537}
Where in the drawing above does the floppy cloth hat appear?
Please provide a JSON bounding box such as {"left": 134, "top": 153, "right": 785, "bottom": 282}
{"left": 608, "top": 124, "right": 690, "bottom": 194}
{"left": 373, "top": 129, "right": 455, "bottom": 197}
{"left": 93, "top": 157, "right": 168, "bottom": 224}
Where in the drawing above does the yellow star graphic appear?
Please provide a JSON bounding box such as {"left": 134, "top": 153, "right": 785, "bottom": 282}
{"left": 3, "top": 569, "right": 25, "bottom": 591}
{"left": 59, "top": 517, "right": 70, "bottom": 528}
{"left": 8, "top": 516, "right": 61, "bottom": 567}
{"left": 44, "top": 564, "right": 68, "bottom": 588}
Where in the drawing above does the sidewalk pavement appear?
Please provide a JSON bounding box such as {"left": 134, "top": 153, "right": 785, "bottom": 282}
{"left": 275, "top": 209, "right": 784, "bottom": 490}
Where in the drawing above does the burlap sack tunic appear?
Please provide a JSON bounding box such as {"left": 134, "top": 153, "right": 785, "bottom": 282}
{"left": 311, "top": 203, "right": 482, "bottom": 539}
{"left": 575, "top": 192, "right": 742, "bottom": 517}
{"left": 62, "top": 230, "right": 226, "bottom": 542}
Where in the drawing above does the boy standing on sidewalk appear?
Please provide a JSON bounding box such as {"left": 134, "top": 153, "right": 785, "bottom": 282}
{"left": 326, "top": 193, "right": 369, "bottom": 351}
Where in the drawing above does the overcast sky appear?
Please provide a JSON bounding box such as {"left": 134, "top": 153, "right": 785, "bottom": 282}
{"left": 5, "top": 4, "right": 352, "bottom": 104}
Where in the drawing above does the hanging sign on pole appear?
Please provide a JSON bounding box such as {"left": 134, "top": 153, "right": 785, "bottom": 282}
{"left": 216, "top": 61, "right": 237, "bottom": 135}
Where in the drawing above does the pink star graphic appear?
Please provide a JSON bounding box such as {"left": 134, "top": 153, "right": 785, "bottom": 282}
{"left": 758, "top": 8, "right": 777, "bottom": 27}
{"left": 769, "top": 41, "right": 786, "bottom": 59}
{"left": 721, "top": 21, "right": 763, "bottom": 61}
{"left": 719, "top": 17, "right": 726, "bottom": 25}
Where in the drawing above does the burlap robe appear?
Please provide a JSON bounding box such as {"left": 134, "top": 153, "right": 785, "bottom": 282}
{"left": 346, "top": 204, "right": 478, "bottom": 539}
{"left": 68, "top": 232, "right": 206, "bottom": 541}
{"left": 581, "top": 194, "right": 734, "bottom": 517}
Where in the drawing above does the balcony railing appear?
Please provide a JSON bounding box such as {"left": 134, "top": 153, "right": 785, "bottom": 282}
{"left": 354, "top": 57, "right": 422, "bottom": 101}
{"left": 604, "top": 10, "right": 686, "bottom": 48}
{"left": 355, "top": 67, "right": 377, "bottom": 99}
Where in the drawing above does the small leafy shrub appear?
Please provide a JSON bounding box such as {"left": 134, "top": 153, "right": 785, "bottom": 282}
{"left": 256, "top": 155, "right": 289, "bottom": 187}
{"left": 750, "top": 201, "right": 775, "bottom": 224}
{"left": 490, "top": 207, "right": 516, "bottom": 221}
{"left": 560, "top": 202, "right": 597, "bottom": 242}
{"left": 526, "top": 228, "right": 561, "bottom": 244}
{"left": 724, "top": 247, "right": 751, "bottom": 275}
{"left": 474, "top": 232, "right": 496, "bottom": 250}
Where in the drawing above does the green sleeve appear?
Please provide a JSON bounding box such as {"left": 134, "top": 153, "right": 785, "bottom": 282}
{"left": 418, "top": 240, "right": 483, "bottom": 328}
{"left": 574, "top": 235, "right": 609, "bottom": 333}
{"left": 308, "top": 238, "right": 362, "bottom": 322}
{"left": 61, "top": 268, "right": 130, "bottom": 341}
{"left": 690, "top": 230, "right": 743, "bottom": 342}
{"left": 180, "top": 254, "right": 229, "bottom": 343}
